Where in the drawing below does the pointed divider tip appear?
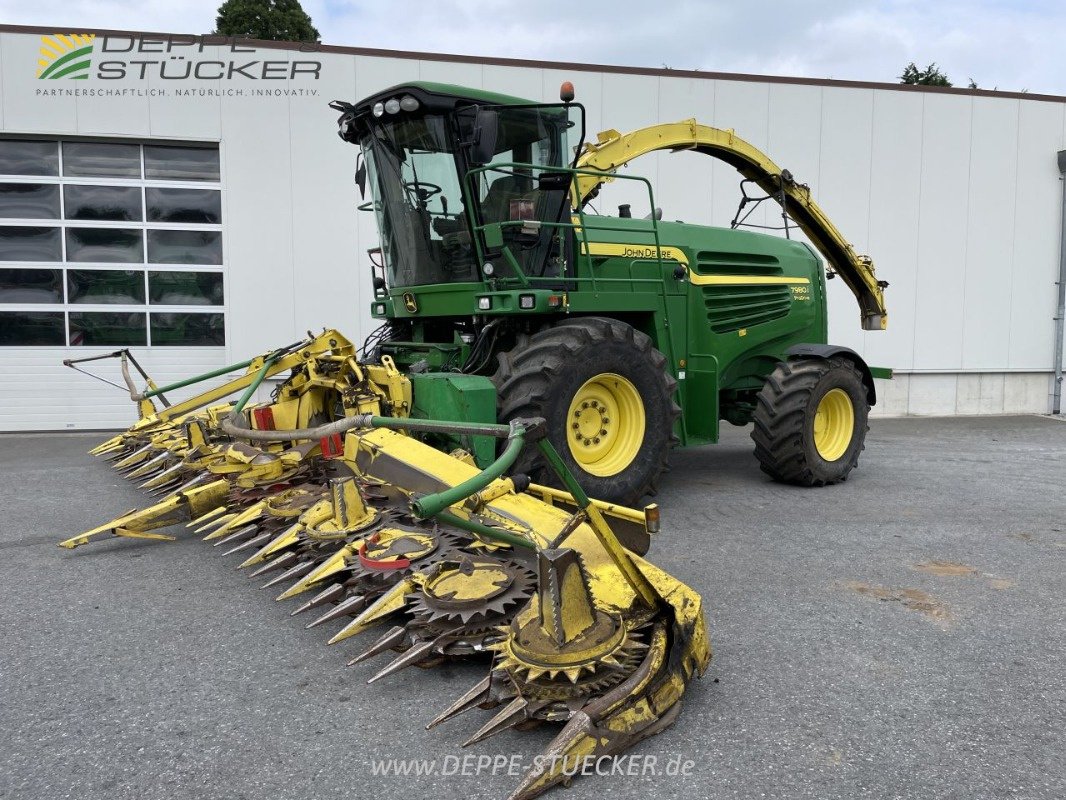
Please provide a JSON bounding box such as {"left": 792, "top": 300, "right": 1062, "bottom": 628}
{"left": 247, "top": 550, "right": 297, "bottom": 577}
{"left": 211, "top": 523, "right": 258, "bottom": 548}
{"left": 220, "top": 530, "right": 272, "bottom": 557}
{"left": 128, "top": 450, "right": 174, "bottom": 475}
{"left": 426, "top": 675, "right": 492, "bottom": 730}
{"left": 462, "top": 697, "right": 529, "bottom": 748}
{"left": 305, "top": 594, "right": 366, "bottom": 629}
{"left": 139, "top": 463, "right": 185, "bottom": 490}
{"left": 290, "top": 582, "right": 345, "bottom": 617}
{"left": 326, "top": 580, "right": 413, "bottom": 645}
{"left": 346, "top": 624, "right": 407, "bottom": 666}
{"left": 188, "top": 505, "right": 228, "bottom": 529}
{"left": 366, "top": 638, "right": 436, "bottom": 684}
{"left": 274, "top": 545, "right": 354, "bottom": 601}
{"left": 264, "top": 560, "right": 316, "bottom": 593}
{"left": 194, "top": 512, "right": 236, "bottom": 536}
{"left": 237, "top": 524, "right": 302, "bottom": 568}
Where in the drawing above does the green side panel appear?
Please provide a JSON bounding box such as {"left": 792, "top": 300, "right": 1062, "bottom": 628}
{"left": 408, "top": 372, "right": 498, "bottom": 467}
{"left": 682, "top": 354, "right": 720, "bottom": 444}
{"left": 869, "top": 365, "right": 893, "bottom": 380}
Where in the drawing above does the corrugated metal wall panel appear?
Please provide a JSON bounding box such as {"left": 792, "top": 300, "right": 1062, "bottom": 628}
{"left": 0, "top": 347, "right": 229, "bottom": 430}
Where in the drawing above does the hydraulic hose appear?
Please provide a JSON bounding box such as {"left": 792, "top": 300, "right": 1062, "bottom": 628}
{"left": 219, "top": 412, "right": 515, "bottom": 443}
{"left": 410, "top": 434, "right": 524, "bottom": 518}
{"left": 219, "top": 410, "right": 542, "bottom": 545}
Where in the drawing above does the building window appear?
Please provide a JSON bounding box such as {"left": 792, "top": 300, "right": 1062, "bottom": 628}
{"left": 0, "top": 137, "right": 224, "bottom": 347}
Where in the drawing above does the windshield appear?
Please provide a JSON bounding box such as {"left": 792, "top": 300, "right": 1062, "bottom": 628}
{"left": 360, "top": 104, "right": 574, "bottom": 289}
{"left": 362, "top": 114, "right": 477, "bottom": 287}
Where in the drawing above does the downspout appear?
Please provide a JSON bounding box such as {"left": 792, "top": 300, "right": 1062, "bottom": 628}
{"left": 1054, "top": 151, "right": 1066, "bottom": 414}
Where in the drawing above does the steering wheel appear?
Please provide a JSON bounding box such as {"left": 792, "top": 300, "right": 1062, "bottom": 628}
{"left": 403, "top": 180, "right": 443, "bottom": 205}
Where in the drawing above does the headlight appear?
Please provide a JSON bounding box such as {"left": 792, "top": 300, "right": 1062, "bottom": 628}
{"left": 399, "top": 95, "right": 419, "bottom": 112}
{"left": 372, "top": 102, "right": 384, "bottom": 117}
{"left": 482, "top": 262, "right": 495, "bottom": 277}
{"left": 477, "top": 296, "right": 492, "bottom": 311}
{"left": 519, "top": 294, "right": 535, "bottom": 309}
{"left": 385, "top": 98, "right": 401, "bottom": 114}
{"left": 372, "top": 303, "right": 386, "bottom": 315}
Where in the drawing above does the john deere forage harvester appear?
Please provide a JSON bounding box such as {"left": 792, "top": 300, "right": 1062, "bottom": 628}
{"left": 60, "top": 79, "right": 889, "bottom": 798}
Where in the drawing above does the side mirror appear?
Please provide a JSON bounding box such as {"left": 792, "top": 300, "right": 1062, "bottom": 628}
{"left": 355, "top": 156, "right": 367, "bottom": 199}
{"left": 472, "top": 107, "right": 499, "bottom": 165}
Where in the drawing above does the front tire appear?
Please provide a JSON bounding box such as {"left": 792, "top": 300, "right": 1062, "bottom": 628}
{"left": 751, "top": 356, "right": 870, "bottom": 485}
{"left": 492, "top": 317, "right": 678, "bottom": 505}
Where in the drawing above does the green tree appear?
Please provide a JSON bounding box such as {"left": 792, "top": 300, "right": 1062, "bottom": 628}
{"left": 899, "top": 62, "right": 952, "bottom": 87}
{"left": 215, "top": 0, "right": 320, "bottom": 42}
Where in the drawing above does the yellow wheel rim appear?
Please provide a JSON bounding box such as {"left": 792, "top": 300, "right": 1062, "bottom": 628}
{"left": 566, "top": 373, "right": 645, "bottom": 477}
{"left": 813, "top": 388, "right": 855, "bottom": 461}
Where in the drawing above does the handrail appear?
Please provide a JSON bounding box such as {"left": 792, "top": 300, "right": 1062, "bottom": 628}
{"left": 463, "top": 162, "right": 670, "bottom": 294}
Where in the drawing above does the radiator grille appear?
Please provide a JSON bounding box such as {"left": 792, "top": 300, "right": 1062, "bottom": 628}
{"left": 703, "top": 284, "right": 792, "bottom": 333}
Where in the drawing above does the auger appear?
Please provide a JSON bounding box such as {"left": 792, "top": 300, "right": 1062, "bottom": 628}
{"left": 60, "top": 331, "right": 710, "bottom": 799}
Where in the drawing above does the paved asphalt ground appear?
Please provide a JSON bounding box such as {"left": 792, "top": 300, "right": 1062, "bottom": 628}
{"left": 1, "top": 415, "right": 1064, "bottom": 800}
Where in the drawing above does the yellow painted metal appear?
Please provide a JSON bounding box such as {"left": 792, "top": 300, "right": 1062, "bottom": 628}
{"left": 58, "top": 479, "right": 229, "bottom": 549}
{"left": 238, "top": 523, "right": 302, "bottom": 568}
{"left": 275, "top": 542, "right": 358, "bottom": 600}
{"left": 813, "top": 387, "right": 855, "bottom": 461}
{"left": 327, "top": 577, "right": 415, "bottom": 644}
{"left": 565, "top": 373, "right": 646, "bottom": 478}
{"left": 688, "top": 272, "right": 811, "bottom": 286}
{"left": 574, "top": 119, "right": 888, "bottom": 330}
{"left": 427, "top": 563, "right": 510, "bottom": 601}
{"left": 582, "top": 241, "right": 689, "bottom": 265}
{"left": 527, "top": 482, "right": 647, "bottom": 525}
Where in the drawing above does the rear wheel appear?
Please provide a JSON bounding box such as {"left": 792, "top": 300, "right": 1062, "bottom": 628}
{"left": 751, "top": 356, "right": 869, "bottom": 485}
{"left": 492, "top": 317, "right": 678, "bottom": 505}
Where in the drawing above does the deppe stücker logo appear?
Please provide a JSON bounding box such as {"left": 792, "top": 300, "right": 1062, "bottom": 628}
{"left": 37, "top": 34, "right": 96, "bottom": 80}
{"left": 34, "top": 33, "right": 322, "bottom": 82}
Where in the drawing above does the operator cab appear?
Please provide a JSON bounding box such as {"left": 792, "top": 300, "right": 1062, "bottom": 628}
{"left": 331, "top": 83, "right": 582, "bottom": 291}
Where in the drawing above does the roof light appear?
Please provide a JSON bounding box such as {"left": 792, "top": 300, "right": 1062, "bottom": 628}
{"left": 399, "top": 95, "right": 419, "bottom": 112}
{"left": 372, "top": 102, "right": 385, "bottom": 117}
{"left": 384, "top": 98, "right": 401, "bottom": 114}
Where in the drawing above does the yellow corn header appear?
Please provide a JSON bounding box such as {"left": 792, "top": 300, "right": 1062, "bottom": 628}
{"left": 60, "top": 330, "right": 710, "bottom": 799}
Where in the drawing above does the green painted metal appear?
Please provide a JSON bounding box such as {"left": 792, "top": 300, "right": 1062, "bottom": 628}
{"left": 232, "top": 356, "right": 279, "bottom": 414}
{"left": 536, "top": 438, "right": 592, "bottom": 509}
{"left": 433, "top": 510, "right": 536, "bottom": 550}
{"left": 411, "top": 434, "right": 526, "bottom": 518}
{"left": 409, "top": 373, "right": 499, "bottom": 467}
{"left": 356, "top": 82, "right": 881, "bottom": 450}
{"left": 379, "top": 206, "right": 825, "bottom": 447}
{"left": 141, "top": 357, "right": 256, "bottom": 399}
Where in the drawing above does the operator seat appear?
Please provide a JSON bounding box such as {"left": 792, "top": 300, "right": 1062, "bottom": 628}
{"left": 481, "top": 174, "right": 537, "bottom": 223}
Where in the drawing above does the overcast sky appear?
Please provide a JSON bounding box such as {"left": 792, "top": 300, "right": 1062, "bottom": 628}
{"left": 2, "top": 0, "right": 1062, "bottom": 95}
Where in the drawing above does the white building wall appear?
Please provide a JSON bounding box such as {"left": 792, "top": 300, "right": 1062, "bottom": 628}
{"left": 0, "top": 27, "right": 1064, "bottom": 431}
